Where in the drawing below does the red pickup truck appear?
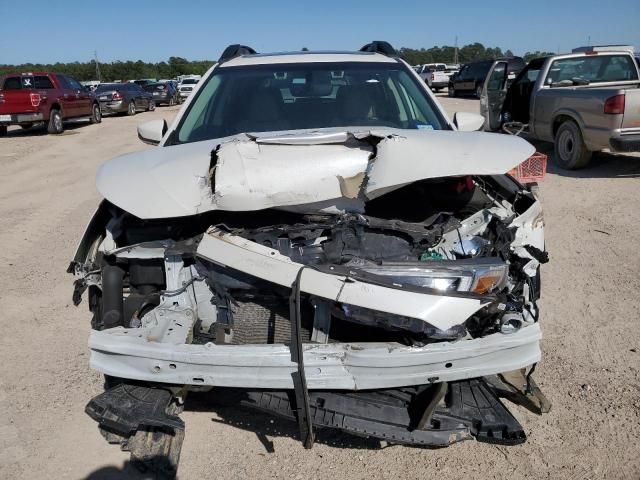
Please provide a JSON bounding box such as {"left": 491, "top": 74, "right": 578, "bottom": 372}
{"left": 0, "top": 72, "right": 102, "bottom": 136}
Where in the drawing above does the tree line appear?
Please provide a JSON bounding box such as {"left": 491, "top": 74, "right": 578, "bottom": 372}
{"left": 0, "top": 44, "right": 557, "bottom": 81}
{"left": 0, "top": 56, "right": 214, "bottom": 82}
{"left": 399, "top": 43, "right": 555, "bottom": 65}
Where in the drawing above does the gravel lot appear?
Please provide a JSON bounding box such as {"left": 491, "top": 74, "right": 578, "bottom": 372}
{"left": 1, "top": 93, "right": 639, "bottom": 480}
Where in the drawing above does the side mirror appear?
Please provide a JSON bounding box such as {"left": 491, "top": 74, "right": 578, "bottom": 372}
{"left": 453, "top": 112, "right": 485, "bottom": 131}
{"left": 137, "top": 119, "right": 168, "bottom": 145}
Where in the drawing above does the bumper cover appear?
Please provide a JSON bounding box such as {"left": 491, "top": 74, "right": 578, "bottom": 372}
{"left": 99, "top": 101, "right": 126, "bottom": 113}
{"left": 610, "top": 134, "right": 640, "bottom": 152}
{"left": 86, "top": 378, "right": 528, "bottom": 448}
{"left": 0, "top": 112, "right": 44, "bottom": 124}
{"left": 89, "top": 323, "right": 541, "bottom": 389}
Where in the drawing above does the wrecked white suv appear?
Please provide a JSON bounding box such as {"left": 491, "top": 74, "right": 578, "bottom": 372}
{"left": 69, "top": 42, "right": 549, "bottom": 477}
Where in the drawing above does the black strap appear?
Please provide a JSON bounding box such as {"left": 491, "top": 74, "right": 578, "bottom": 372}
{"left": 289, "top": 267, "right": 314, "bottom": 448}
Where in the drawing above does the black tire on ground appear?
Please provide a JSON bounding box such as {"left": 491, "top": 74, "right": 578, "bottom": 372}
{"left": 127, "top": 101, "right": 136, "bottom": 116}
{"left": 553, "top": 120, "right": 592, "bottom": 169}
{"left": 0, "top": 126, "right": 7, "bottom": 137}
{"left": 47, "top": 109, "right": 64, "bottom": 134}
{"left": 90, "top": 103, "right": 102, "bottom": 124}
{"left": 448, "top": 86, "right": 456, "bottom": 97}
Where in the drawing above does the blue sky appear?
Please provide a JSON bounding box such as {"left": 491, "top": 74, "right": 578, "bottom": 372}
{"left": 0, "top": 0, "right": 638, "bottom": 64}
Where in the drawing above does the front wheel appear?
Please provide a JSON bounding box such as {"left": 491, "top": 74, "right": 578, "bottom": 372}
{"left": 47, "top": 109, "right": 64, "bottom": 134}
{"left": 90, "top": 103, "right": 102, "bottom": 124}
{"left": 554, "top": 120, "right": 592, "bottom": 169}
{"left": 127, "top": 101, "right": 136, "bottom": 116}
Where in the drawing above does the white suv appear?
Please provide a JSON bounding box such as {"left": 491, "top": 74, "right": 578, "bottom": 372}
{"left": 71, "top": 42, "right": 547, "bottom": 478}
{"left": 177, "top": 76, "right": 201, "bottom": 101}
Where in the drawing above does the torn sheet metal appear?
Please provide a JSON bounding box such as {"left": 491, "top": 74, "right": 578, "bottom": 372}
{"left": 96, "top": 129, "right": 535, "bottom": 220}
{"left": 89, "top": 323, "right": 541, "bottom": 389}
{"left": 212, "top": 140, "right": 372, "bottom": 210}
{"left": 196, "top": 228, "right": 486, "bottom": 331}
{"left": 364, "top": 130, "right": 535, "bottom": 199}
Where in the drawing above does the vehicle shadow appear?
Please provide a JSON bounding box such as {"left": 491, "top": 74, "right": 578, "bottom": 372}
{"left": 4, "top": 121, "right": 88, "bottom": 138}
{"left": 186, "top": 390, "right": 421, "bottom": 452}
{"left": 83, "top": 457, "right": 179, "bottom": 480}
{"left": 522, "top": 138, "right": 640, "bottom": 179}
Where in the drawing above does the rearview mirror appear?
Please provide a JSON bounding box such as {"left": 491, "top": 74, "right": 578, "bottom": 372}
{"left": 137, "top": 119, "right": 168, "bottom": 145}
{"left": 453, "top": 112, "right": 485, "bottom": 131}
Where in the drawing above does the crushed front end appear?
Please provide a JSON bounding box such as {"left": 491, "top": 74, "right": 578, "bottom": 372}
{"left": 70, "top": 131, "right": 550, "bottom": 475}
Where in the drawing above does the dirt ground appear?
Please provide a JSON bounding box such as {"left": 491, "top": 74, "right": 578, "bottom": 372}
{"left": 1, "top": 94, "right": 639, "bottom": 480}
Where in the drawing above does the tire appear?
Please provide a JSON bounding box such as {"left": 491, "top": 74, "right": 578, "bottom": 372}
{"left": 90, "top": 103, "right": 102, "bottom": 124}
{"left": 475, "top": 84, "right": 483, "bottom": 99}
{"left": 554, "top": 120, "right": 592, "bottom": 169}
{"left": 0, "top": 126, "right": 7, "bottom": 137}
{"left": 448, "top": 86, "right": 456, "bottom": 97}
{"left": 47, "top": 109, "right": 64, "bottom": 134}
{"left": 148, "top": 100, "right": 156, "bottom": 112}
{"left": 127, "top": 101, "right": 136, "bottom": 116}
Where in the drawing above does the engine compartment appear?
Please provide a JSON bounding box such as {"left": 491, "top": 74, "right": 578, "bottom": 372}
{"left": 72, "top": 173, "right": 544, "bottom": 348}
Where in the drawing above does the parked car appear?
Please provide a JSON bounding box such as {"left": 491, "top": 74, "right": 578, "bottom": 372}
{"left": 71, "top": 41, "right": 548, "bottom": 478}
{"left": 449, "top": 57, "right": 525, "bottom": 98}
{"left": 95, "top": 83, "right": 155, "bottom": 115}
{"left": 415, "top": 65, "right": 448, "bottom": 91}
{"left": 481, "top": 50, "right": 640, "bottom": 169}
{"left": 177, "top": 77, "right": 200, "bottom": 100}
{"left": 0, "top": 72, "right": 101, "bottom": 136}
{"left": 143, "top": 82, "right": 179, "bottom": 106}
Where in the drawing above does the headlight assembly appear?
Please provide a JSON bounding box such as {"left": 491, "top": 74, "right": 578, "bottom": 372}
{"left": 355, "top": 259, "right": 508, "bottom": 295}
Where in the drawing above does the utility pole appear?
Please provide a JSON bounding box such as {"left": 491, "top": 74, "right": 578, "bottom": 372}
{"left": 454, "top": 36, "right": 458, "bottom": 65}
{"left": 94, "top": 50, "right": 102, "bottom": 82}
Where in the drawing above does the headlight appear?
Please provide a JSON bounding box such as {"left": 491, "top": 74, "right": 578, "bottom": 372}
{"left": 356, "top": 259, "right": 508, "bottom": 295}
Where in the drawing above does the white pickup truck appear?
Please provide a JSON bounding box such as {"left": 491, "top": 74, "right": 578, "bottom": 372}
{"left": 416, "top": 64, "right": 449, "bottom": 91}
{"left": 481, "top": 49, "right": 640, "bottom": 168}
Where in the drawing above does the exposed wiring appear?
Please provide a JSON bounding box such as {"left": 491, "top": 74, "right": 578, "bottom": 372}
{"left": 161, "top": 276, "right": 205, "bottom": 296}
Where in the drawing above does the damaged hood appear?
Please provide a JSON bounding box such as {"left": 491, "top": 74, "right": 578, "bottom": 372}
{"left": 96, "top": 129, "right": 534, "bottom": 219}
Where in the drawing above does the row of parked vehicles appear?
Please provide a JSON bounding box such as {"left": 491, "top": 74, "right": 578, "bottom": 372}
{"left": 0, "top": 74, "right": 201, "bottom": 136}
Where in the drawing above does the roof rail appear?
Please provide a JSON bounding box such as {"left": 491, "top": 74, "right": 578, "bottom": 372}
{"left": 218, "top": 44, "right": 257, "bottom": 63}
{"left": 360, "top": 41, "right": 397, "bottom": 57}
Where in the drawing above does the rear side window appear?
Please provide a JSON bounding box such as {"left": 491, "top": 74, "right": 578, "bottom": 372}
{"left": 546, "top": 55, "right": 639, "bottom": 84}
{"left": 1, "top": 75, "right": 54, "bottom": 89}
{"left": 2, "top": 77, "right": 22, "bottom": 89}
{"left": 34, "top": 76, "right": 54, "bottom": 89}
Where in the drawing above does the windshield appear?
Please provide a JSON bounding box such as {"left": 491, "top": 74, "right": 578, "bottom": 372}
{"left": 175, "top": 62, "right": 447, "bottom": 144}
{"left": 95, "top": 84, "right": 121, "bottom": 93}
{"left": 144, "top": 83, "right": 166, "bottom": 91}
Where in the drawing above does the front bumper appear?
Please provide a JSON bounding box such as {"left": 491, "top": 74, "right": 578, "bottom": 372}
{"left": 430, "top": 81, "right": 448, "bottom": 89}
{"left": 89, "top": 323, "right": 541, "bottom": 389}
{"left": 178, "top": 90, "right": 192, "bottom": 98}
{"left": 0, "top": 112, "right": 44, "bottom": 125}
